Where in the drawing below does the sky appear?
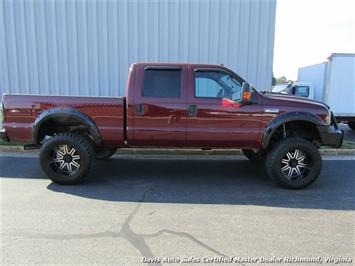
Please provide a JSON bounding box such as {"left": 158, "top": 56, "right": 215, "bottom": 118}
{"left": 273, "top": 0, "right": 355, "bottom": 80}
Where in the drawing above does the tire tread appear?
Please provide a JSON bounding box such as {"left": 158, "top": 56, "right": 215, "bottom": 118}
{"left": 40, "top": 132, "right": 95, "bottom": 184}
{"left": 265, "top": 137, "right": 321, "bottom": 189}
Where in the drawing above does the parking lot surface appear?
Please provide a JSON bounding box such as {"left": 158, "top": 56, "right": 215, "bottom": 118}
{"left": 1, "top": 153, "right": 354, "bottom": 265}
{"left": 340, "top": 123, "right": 355, "bottom": 142}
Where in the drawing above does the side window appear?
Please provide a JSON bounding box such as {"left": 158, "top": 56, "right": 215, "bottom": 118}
{"left": 294, "top": 86, "right": 309, "bottom": 97}
{"left": 195, "top": 77, "right": 223, "bottom": 97}
{"left": 143, "top": 69, "right": 181, "bottom": 98}
{"left": 195, "top": 70, "right": 242, "bottom": 101}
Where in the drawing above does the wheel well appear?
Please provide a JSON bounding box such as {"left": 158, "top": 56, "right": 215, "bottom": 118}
{"left": 36, "top": 117, "right": 96, "bottom": 144}
{"left": 268, "top": 121, "right": 321, "bottom": 148}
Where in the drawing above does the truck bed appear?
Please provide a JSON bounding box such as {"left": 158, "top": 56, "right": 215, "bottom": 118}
{"left": 2, "top": 94, "right": 126, "bottom": 146}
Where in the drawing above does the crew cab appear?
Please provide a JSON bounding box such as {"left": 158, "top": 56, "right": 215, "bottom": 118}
{"left": 0, "top": 63, "right": 343, "bottom": 188}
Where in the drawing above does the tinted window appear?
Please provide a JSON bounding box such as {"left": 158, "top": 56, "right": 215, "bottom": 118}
{"left": 143, "top": 69, "right": 181, "bottom": 98}
{"left": 196, "top": 77, "right": 223, "bottom": 97}
{"left": 195, "top": 70, "right": 242, "bottom": 101}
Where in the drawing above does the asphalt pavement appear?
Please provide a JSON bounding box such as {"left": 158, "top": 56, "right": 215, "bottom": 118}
{"left": 340, "top": 123, "right": 355, "bottom": 142}
{"left": 0, "top": 153, "right": 354, "bottom": 265}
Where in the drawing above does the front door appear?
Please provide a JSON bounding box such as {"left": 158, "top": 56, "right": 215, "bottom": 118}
{"left": 186, "top": 67, "right": 263, "bottom": 148}
{"left": 132, "top": 64, "right": 188, "bottom": 146}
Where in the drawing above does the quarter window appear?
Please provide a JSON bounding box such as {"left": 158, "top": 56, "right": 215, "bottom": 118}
{"left": 143, "top": 69, "right": 181, "bottom": 98}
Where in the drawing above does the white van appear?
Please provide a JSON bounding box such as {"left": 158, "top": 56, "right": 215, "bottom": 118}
{"left": 273, "top": 53, "right": 355, "bottom": 130}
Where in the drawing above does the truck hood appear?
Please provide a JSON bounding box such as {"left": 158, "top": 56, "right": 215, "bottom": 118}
{"left": 264, "top": 93, "right": 329, "bottom": 110}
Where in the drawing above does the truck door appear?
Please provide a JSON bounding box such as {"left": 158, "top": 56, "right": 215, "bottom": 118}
{"left": 186, "top": 67, "right": 263, "bottom": 148}
{"left": 131, "top": 64, "right": 187, "bottom": 146}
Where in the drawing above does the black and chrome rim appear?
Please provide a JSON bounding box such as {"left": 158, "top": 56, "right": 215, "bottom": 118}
{"left": 281, "top": 149, "right": 312, "bottom": 181}
{"left": 49, "top": 144, "right": 81, "bottom": 176}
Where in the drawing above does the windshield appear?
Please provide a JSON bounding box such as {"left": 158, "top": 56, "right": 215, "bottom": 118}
{"left": 272, "top": 84, "right": 289, "bottom": 93}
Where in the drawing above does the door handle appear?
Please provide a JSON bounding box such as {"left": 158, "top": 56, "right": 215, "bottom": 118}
{"left": 134, "top": 103, "right": 145, "bottom": 116}
{"left": 187, "top": 104, "right": 198, "bottom": 117}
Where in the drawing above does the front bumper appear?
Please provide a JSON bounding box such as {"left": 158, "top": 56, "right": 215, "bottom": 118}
{"left": 0, "top": 129, "right": 9, "bottom": 142}
{"left": 318, "top": 126, "right": 344, "bottom": 148}
{"left": 317, "top": 113, "right": 344, "bottom": 148}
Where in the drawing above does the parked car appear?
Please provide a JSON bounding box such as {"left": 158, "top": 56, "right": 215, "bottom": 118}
{"left": 272, "top": 53, "right": 355, "bottom": 130}
{"left": 0, "top": 63, "right": 343, "bottom": 188}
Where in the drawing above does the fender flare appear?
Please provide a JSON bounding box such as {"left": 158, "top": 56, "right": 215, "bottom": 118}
{"left": 32, "top": 107, "right": 102, "bottom": 144}
{"left": 262, "top": 111, "right": 325, "bottom": 149}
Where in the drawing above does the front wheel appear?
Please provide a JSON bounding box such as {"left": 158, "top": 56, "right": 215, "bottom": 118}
{"left": 39, "top": 133, "right": 95, "bottom": 185}
{"left": 348, "top": 121, "right": 355, "bottom": 130}
{"left": 265, "top": 137, "right": 321, "bottom": 189}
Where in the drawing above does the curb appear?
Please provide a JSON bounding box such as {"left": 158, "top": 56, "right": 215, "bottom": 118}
{"left": 0, "top": 146, "right": 24, "bottom": 152}
{"left": 1, "top": 145, "right": 355, "bottom": 156}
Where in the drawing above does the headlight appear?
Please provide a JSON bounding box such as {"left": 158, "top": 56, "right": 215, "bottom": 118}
{"left": 322, "top": 108, "right": 332, "bottom": 126}
{"left": 324, "top": 114, "right": 331, "bottom": 125}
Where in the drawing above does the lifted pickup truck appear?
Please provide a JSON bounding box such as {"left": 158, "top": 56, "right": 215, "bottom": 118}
{"left": 0, "top": 63, "right": 343, "bottom": 188}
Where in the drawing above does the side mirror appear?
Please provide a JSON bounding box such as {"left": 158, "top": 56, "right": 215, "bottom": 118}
{"left": 241, "top": 82, "right": 253, "bottom": 104}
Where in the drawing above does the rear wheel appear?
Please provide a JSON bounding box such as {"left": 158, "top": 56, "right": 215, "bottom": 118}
{"left": 242, "top": 149, "right": 266, "bottom": 163}
{"left": 348, "top": 121, "right": 355, "bottom": 130}
{"left": 39, "top": 133, "right": 95, "bottom": 184}
{"left": 265, "top": 137, "right": 321, "bottom": 189}
{"left": 95, "top": 147, "right": 117, "bottom": 160}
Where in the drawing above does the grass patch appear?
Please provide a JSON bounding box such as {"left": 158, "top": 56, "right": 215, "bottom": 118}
{"left": 0, "top": 140, "right": 22, "bottom": 146}
{"left": 341, "top": 140, "right": 355, "bottom": 149}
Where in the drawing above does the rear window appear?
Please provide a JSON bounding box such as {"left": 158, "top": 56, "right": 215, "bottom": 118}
{"left": 143, "top": 69, "right": 181, "bottom": 98}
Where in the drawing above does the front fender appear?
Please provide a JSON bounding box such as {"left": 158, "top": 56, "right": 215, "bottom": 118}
{"left": 262, "top": 111, "right": 325, "bottom": 149}
{"left": 33, "top": 107, "right": 102, "bottom": 144}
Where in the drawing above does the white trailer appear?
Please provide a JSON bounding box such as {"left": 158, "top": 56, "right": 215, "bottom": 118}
{"left": 295, "top": 53, "right": 355, "bottom": 130}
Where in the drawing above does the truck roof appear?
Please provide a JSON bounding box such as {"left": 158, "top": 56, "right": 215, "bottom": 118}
{"left": 132, "top": 62, "right": 227, "bottom": 68}
{"left": 329, "top": 53, "right": 355, "bottom": 58}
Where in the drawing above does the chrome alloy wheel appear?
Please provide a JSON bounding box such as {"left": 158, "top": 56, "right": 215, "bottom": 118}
{"left": 49, "top": 144, "right": 81, "bottom": 176}
{"left": 281, "top": 149, "right": 312, "bottom": 181}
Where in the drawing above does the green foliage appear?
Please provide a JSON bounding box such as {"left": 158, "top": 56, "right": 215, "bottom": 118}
{"left": 273, "top": 75, "right": 294, "bottom": 85}
{"left": 272, "top": 73, "right": 277, "bottom": 86}
{"left": 276, "top": 76, "right": 287, "bottom": 84}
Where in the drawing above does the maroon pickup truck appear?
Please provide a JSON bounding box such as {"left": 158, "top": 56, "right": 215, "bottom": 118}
{"left": 0, "top": 63, "right": 343, "bottom": 188}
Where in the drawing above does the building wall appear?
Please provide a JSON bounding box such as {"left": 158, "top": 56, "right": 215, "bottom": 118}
{"left": 0, "top": 0, "right": 276, "bottom": 97}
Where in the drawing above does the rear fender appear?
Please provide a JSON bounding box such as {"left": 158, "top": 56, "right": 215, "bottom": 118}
{"left": 33, "top": 107, "right": 102, "bottom": 144}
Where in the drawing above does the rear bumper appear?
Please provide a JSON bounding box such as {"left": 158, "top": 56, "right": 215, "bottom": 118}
{"left": 0, "top": 129, "right": 9, "bottom": 142}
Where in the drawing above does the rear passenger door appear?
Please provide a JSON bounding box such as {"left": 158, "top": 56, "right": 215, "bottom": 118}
{"left": 132, "top": 65, "right": 188, "bottom": 146}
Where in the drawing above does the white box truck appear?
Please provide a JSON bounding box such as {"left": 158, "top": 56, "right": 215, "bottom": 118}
{"left": 273, "top": 53, "right": 355, "bottom": 130}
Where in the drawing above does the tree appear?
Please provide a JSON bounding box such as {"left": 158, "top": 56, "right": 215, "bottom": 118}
{"left": 276, "top": 76, "right": 287, "bottom": 84}
{"left": 272, "top": 73, "right": 277, "bottom": 86}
